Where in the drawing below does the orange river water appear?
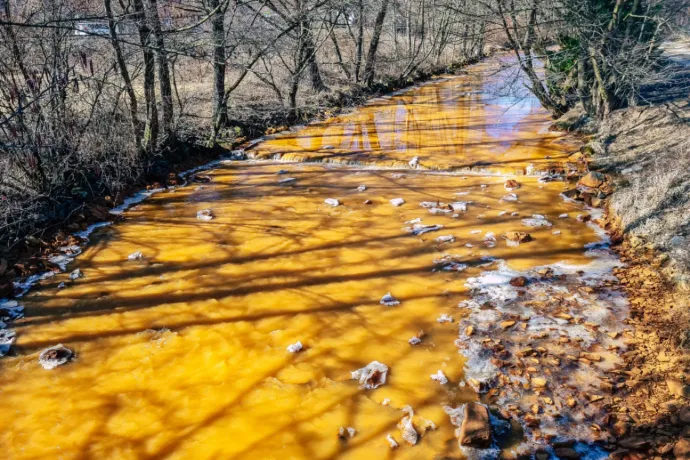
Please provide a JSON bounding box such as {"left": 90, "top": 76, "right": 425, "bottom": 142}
{"left": 0, "top": 60, "right": 609, "bottom": 459}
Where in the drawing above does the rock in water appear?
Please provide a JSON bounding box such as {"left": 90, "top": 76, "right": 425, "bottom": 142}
{"left": 430, "top": 370, "right": 449, "bottom": 384}
{"left": 504, "top": 179, "right": 521, "bottom": 191}
{"left": 510, "top": 276, "right": 528, "bottom": 287}
{"left": 389, "top": 198, "right": 405, "bottom": 207}
{"left": 0, "top": 329, "right": 16, "bottom": 356}
{"left": 459, "top": 403, "right": 492, "bottom": 448}
{"left": 386, "top": 434, "right": 399, "bottom": 449}
{"left": 380, "top": 292, "right": 400, "bottom": 306}
{"left": 578, "top": 171, "right": 606, "bottom": 188}
{"left": 406, "top": 224, "right": 443, "bottom": 235}
{"left": 127, "top": 251, "right": 143, "bottom": 261}
{"left": 196, "top": 209, "right": 213, "bottom": 221}
{"left": 39, "top": 344, "right": 74, "bottom": 370}
{"left": 286, "top": 341, "right": 303, "bottom": 353}
{"left": 398, "top": 416, "right": 418, "bottom": 445}
{"left": 351, "top": 361, "right": 389, "bottom": 389}
{"left": 435, "top": 235, "right": 455, "bottom": 243}
{"left": 324, "top": 198, "right": 340, "bottom": 207}
{"left": 503, "top": 231, "right": 532, "bottom": 246}
{"left": 338, "top": 426, "right": 357, "bottom": 440}
{"left": 0, "top": 301, "right": 24, "bottom": 321}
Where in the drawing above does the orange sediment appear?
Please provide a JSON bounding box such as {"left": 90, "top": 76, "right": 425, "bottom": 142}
{"left": 0, "top": 59, "right": 604, "bottom": 459}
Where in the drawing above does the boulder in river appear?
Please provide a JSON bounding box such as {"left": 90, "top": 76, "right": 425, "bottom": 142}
{"left": 459, "top": 403, "right": 492, "bottom": 448}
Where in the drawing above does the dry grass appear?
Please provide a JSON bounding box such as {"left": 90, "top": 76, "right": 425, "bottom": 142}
{"left": 594, "top": 102, "right": 690, "bottom": 284}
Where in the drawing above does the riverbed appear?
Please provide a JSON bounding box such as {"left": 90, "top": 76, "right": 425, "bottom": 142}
{"left": 0, "top": 59, "right": 623, "bottom": 459}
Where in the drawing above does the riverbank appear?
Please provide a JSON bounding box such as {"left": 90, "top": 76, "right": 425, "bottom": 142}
{"left": 596, "top": 103, "right": 690, "bottom": 459}
{"left": 548, "top": 37, "right": 690, "bottom": 457}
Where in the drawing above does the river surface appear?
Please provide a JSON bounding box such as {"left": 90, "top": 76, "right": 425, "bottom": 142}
{"left": 0, "top": 59, "right": 624, "bottom": 459}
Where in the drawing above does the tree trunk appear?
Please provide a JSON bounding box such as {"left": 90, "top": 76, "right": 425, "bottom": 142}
{"left": 329, "top": 13, "right": 351, "bottom": 79}
{"left": 302, "top": 20, "right": 327, "bottom": 92}
{"left": 354, "top": 0, "right": 364, "bottom": 82}
{"left": 104, "top": 0, "right": 143, "bottom": 155}
{"left": 208, "top": 0, "right": 227, "bottom": 146}
{"left": 363, "top": 0, "right": 390, "bottom": 87}
{"left": 132, "top": 0, "right": 158, "bottom": 152}
{"left": 145, "top": 0, "right": 174, "bottom": 139}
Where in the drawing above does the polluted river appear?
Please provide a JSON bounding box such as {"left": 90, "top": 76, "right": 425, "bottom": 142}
{"left": 0, "top": 59, "right": 626, "bottom": 459}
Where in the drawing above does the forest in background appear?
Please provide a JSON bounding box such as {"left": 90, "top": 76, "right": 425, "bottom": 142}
{"left": 0, "top": 0, "right": 688, "bottom": 256}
